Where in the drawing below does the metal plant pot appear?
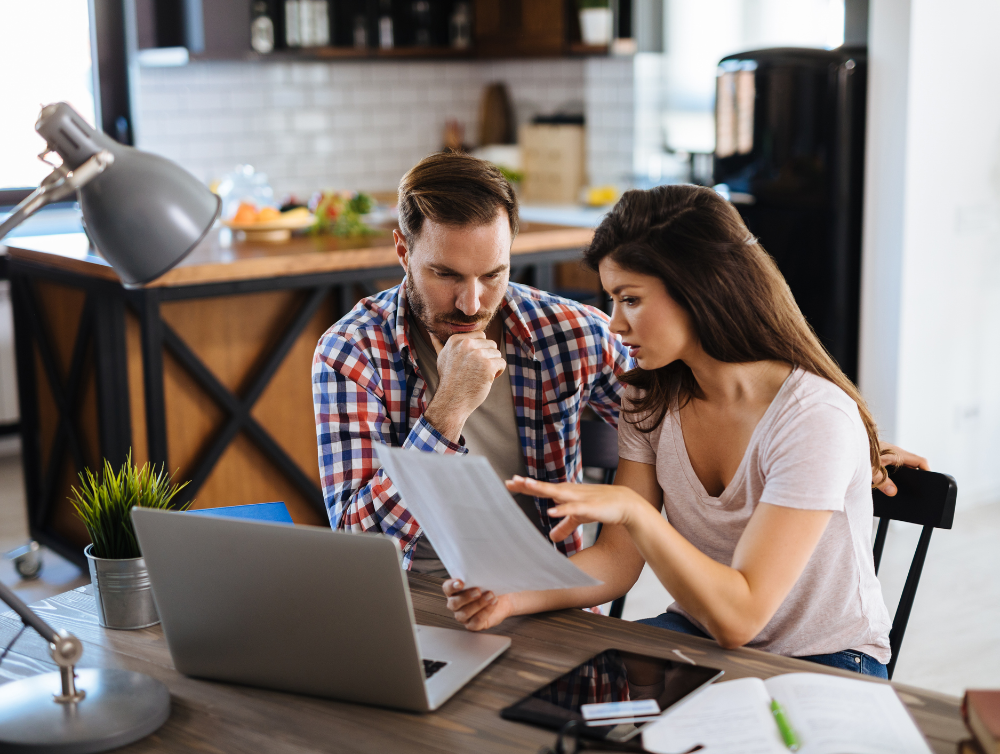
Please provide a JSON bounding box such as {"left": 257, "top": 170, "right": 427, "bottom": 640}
{"left": 85, "top": 545, "right": 160, "bottom": 630}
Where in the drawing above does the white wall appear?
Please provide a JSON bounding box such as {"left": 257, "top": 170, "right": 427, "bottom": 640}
{"left": 860, "top": 0, "right": 1000, "bottom": 507}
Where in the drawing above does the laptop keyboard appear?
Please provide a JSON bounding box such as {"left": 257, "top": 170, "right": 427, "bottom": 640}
{"left": 423, "top": 659, "right": 448, "bottom": 679}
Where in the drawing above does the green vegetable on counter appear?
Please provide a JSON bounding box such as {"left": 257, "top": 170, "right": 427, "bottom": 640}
{"left": 310, "top": 190, "right": 378, "bottom": 238}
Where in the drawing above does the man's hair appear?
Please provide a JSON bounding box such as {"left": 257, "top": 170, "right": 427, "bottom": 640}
{"left": 397, "top": 151, "right": 519, "bottom": 246}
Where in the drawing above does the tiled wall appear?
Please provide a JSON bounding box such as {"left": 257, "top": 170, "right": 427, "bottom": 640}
{"left": 135, "top": 56, "right": 636, "bottom": 199}
{"left": 584, "top": 57, "right": 636, "bottom": 188}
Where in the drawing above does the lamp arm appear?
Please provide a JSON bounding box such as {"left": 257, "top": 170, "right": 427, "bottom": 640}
{"left": 0, "top": 150, "right": 115, "bottom": 243}
{"left": 0, "top": 579, "right": 58, "bottom": 644}
{"left": 0, "top": 578, "right": 86, "bottom": 702}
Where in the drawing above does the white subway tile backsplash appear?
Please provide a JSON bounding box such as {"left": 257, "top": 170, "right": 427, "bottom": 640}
{"left": 330, "top": 110, "right": 365, "bottom": 130}
{"left": 262, "top": 63, "right": 289, "bottom": 85}
{"left": 229, "top": 90, "right": 268, "bottom": 110}
{"left": 270, "top": 88, "right": 308, "bottom": 109}
{"left": 291, "top": 110, "right": 329, "bottom": 132}
{"left": 290, "top": 62, "right": 330, "bottom": 85}
{"left": 274, "top": 133, "right": 307, "bottom": 155}
{"left": 137, "top": 57, "right": 636, "bottom": 195}
{"left": 250, "top": 111, "right": 288, "bottom": 133}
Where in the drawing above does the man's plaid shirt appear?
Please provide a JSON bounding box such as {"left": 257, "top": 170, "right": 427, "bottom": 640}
{"left": 312, "top": 281, "right": 632, "bottom": 568}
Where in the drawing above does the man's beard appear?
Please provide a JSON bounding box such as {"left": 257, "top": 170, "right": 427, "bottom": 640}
{"left": 405, "top": 275, "right": 501, "bottom": 343}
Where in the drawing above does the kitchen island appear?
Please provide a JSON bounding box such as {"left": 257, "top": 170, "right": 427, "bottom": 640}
{"left": 2, "top": 222, "right": 596, "bottom": 565}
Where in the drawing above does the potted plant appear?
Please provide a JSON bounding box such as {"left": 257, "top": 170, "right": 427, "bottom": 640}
{"left": 578, "top": 0, "right": 613, "bottom": 46}
{"left": 71, "top": 453, "right": 190, "bottom": 630}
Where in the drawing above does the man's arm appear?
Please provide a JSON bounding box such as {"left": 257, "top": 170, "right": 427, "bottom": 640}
{"left": 312, "top": 340, "right": 467, "bottom": 566}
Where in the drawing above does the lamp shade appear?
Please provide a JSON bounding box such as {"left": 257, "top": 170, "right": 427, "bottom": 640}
{"left": 35, "top": 103, "right": 221, "bottom": 287}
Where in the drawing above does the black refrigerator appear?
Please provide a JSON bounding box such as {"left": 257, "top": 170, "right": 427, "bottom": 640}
{"left": 713, "top": 46, "right": 867, "bottom": 382}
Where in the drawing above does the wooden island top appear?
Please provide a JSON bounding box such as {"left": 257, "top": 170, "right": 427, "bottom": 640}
{"left": 2, "top": 221, "right": 596, "bottom": 288}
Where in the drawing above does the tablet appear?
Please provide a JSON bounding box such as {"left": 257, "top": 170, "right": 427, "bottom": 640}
{"left": 501, "top": 649, "right": 723, "bottom": 743}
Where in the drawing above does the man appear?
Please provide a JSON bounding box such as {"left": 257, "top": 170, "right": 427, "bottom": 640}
{"left": 312, "top": 152, "right": 631, "bottom": 574}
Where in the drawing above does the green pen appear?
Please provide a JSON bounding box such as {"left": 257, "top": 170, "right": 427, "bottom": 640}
{"left": 770, "top": 698, "right": 800, "bottom": 752}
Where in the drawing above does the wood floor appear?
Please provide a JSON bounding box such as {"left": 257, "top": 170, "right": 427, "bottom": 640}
{"left": 2, "top": 451, "right": 996, "bottom": 697}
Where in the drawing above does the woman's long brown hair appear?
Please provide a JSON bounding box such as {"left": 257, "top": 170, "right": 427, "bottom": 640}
{"left": 584, "top": 185, "right": 887, "bottom": 486}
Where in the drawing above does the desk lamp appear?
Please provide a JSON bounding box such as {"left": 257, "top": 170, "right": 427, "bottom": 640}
{"left": 0, "top": 101, "right": 219, "bottom": 748}
{"left": 0, "top": 102, "right": 220, "bottom": 286}
{"left": 0, "top": 580, "right": 170, "bottom": 751}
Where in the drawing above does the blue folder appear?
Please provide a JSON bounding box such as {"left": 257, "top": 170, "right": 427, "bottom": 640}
{"left": 184, "top": 501, "right": 294, "bottom": 525}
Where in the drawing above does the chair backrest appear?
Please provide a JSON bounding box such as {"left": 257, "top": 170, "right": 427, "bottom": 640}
{"left": 580, "top": 419, "right": 619, "bottom": 485}
{"left": 872, "top": 466, "right": 957, "bottom": 679}
{"left": 579, "top": 420, "right": 626, "bottom": 619}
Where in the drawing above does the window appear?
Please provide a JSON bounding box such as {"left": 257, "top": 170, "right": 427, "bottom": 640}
{"left": 0, "top": 1, "right": 97, "bottom": 194}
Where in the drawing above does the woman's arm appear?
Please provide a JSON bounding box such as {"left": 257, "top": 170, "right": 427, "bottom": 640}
{"left": 625, "top": 501, "right": 831, "bottom": 647}
{"left": 517, "top": 478, "right": 832, "bottom": 649}
{"left": 443, "top": 460, "right": 661, "bottom": 631}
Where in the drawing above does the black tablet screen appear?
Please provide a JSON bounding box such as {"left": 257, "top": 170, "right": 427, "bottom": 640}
{"left": 501, "top": 649, "right": 723, "bottom": 743}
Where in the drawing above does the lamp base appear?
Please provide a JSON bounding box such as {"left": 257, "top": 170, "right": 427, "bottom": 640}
{"left": 0, "top": 668, "right": 170, "bottom": 753}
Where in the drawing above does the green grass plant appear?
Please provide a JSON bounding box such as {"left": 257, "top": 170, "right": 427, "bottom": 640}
{"left": 71, "top": 451, "right": 192, "bottom": 559}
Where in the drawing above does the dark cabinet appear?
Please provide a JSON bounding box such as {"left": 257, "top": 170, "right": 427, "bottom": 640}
{"left": 136, "top": 0, "right": 253, "bottom": 59}
{"left": 200, "top": 0, "right": 254, "bottom": 58}
{"left": 135, "top": 0, "right": 623, "bottom": 60}
{"left": 474, "top": 0, "right": 566, "bottom": 57}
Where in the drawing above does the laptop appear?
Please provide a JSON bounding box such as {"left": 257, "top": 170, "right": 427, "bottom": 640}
{"left": 131, "top": 508, "right": 511, "bottom": 712}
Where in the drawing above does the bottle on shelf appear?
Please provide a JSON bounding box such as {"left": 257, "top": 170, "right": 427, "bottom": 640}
{"left": 284, "top": 0, "right": 301, "bottom": 47}
{"left": 251, "top": 1, "right": 275, "bottom": 53}
{"left": 450, "top": 2, "right": 471, "bottom": 49}
{"left": 353, "top": 13, "right": 368, "bottom": 48}
{"left": 283, "top": 0, "right": 330, "bottom": 48}
{"left": 412, "top": 0, "right": 431, "bottom": 47}
{"left": 378, "top": 0, "right": 394, "bottom": 49}
{"left": 313, "top": 0, "right": 330, "bottom": 46}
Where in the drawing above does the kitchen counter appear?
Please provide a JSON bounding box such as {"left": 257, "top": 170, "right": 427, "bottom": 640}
{"left": 4, "top": 221, "right": 595, "bottom": 287}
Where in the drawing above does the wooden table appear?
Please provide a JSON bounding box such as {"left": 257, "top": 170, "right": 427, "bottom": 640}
{"left": 0, "top": 576, "right": 966, "bottom": 753}
{"left": 2, "top": 223, "right": 597, "bottom": 568}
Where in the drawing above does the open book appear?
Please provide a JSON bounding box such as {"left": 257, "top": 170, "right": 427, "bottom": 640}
{"left": 642, "top": 673, "right": 932, "bottom": 754}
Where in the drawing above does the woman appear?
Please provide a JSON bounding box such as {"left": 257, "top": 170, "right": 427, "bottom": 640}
{"left": 443, "top": 185, "right": 928, "bottom": 679}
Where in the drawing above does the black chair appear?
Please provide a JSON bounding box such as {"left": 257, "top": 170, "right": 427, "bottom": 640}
{"left": 579, "top": 420, "right": 627, "bottom": 619}
{"left": 872, "top": 465, "right": 957, "bottom": 679}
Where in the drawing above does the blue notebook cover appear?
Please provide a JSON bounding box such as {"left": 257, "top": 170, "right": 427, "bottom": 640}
{"left": 184, "top": 502, "right": 294, "bottom": 525}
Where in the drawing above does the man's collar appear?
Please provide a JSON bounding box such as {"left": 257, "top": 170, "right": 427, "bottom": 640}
{"left": 395, "top": 281, "right": 538, "bottom": 363}
{"left": 394, "top": 283, "right": 418, "bottom": 369}
{"left": 499, "top": 287, "right": 538, "bottom": 360}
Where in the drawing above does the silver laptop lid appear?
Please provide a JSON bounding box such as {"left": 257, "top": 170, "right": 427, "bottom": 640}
{"left": 131, "top": 508, "right": 429, "bottom": 710}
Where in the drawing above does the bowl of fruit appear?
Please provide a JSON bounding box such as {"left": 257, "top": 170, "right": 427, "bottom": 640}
{"left": 223, "top": 203, "right": 314, "bottom": 242}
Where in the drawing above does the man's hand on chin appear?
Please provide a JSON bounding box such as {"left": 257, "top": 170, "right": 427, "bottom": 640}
{"left": 423, "top": 330, "right": 505, "bottom": 443}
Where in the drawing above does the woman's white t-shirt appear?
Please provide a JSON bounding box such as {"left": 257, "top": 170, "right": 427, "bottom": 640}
{"left": 618, "top": 368, "right": 892, "bottom": 662}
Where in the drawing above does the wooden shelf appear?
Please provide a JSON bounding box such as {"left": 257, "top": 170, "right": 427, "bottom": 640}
{"left": 568, "top": 42, "right": 610, "bottom": 56}
{"left": 202, "top": 45, "right": 477, "bottom": 63}
{"left": 197, "top": 44, "right": 612, "bottom": 64}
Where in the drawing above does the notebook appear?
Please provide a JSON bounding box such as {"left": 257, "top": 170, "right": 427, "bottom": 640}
{"left": 184, "top": 501, "right": 293, "bottom": 524}
{"left": 642, "top": 672, "right": 932, "bottom": 754}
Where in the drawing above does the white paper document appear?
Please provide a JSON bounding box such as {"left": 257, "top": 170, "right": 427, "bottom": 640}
{"left": 375, "top": 445, "right": 602, "bottom": 595}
